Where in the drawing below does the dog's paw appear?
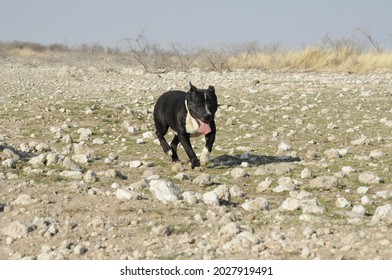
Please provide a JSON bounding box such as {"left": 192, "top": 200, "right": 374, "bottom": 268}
{"left": 171, "top": 162, "right": 185, "bottom": 172}
{"left": 200, "top": 147, "right": 210, "bottom": 166}
{"left": 194, "top": 166, "right": 205, "bottom": 172}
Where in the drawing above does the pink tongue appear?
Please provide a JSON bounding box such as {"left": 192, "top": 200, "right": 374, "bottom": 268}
{"left": 198, "top": 121, "right": 211, "bottom": 134}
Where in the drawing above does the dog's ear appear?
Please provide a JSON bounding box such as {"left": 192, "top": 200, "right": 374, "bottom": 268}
{"left": 208, "top": 85, "right": 215, "bottom": 93}
{"left": 189, "top": 82, "right": 197, "bottom": 93}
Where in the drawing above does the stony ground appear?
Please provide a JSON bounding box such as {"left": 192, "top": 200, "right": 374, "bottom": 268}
{"left": 1, "top": 55, "right": 392, "bottom": 260}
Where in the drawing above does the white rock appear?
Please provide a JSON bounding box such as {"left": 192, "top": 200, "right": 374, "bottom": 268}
{"left": 241, "top": 197, "right": 269, "bottom": 211}
{"left": 83, "top": 170, "right": 98, "bottom": 183}
{"left": 309, "top": 176, "right": 338, "bottom": 190}
{"left": 369, "top": 149, "right": 385, "bottom": 159}
{"left": 129, "top": 160, "right": 143, "bottom": 168}
{"left": 1, "top": 221, "right": 32, "bottom": 239}
{"left": 92, "top": 138, "right": 105, "bottom": 145}
{"left": 13, "top": 194, "right": 38, "bottom": 205}
{"left": 230, "top": 168, "right": 247, "bottom": 179}
{"left": 202, "top": 191, "right": 220, "bottom": 206}
{"left": 149, "top": 179, "right": 180, "bottom": 203}
{"left": 116, "top": 188, "right": 140, "bottom": 200}
{"left": 342, "top": 166, "right": 356, "bottom": 174}
{"left": 142, "top": 131, "right": 155, "bottom": 139}
{"left": 229, "top": 185, "right": 246, "bottom": 197}
{"left": 29, "top": 154, "right": 47, "bottom": 166}
{"left": 273, "top": 177, "right": 297, "bottom": 192}
{"left": 357, "top": 186, "right": 369, "bottom": 194}
{"left": 182, "top": 191, "right": 200, "bottom": 204}
{"left": 213, "top": 185, "right": 231, "bottom": 201}
{"left": 257, "top": 177, "right": 273, "bottom": 192}
{"left": 352, "top": 205, "right": 366, "bottom": 216}
{"left": 59, "top": 171, "right": 83, "bottom": 179}
{"left": 74, "top": 244, "right": 88, "bottom": 255}
{"left": 62, "top": 157, "right": 82, "bottom": 172}
{"left": 376, "top": 190, "right": 392, "bottom": 199}
{"left": 361, "top": 196, "right": 372, "bottom": 205}
{"left": 281, "top": 197, "right": 301, "bottom": 211}
{"left": 358, "top": 172, "right": 382, "bottom": 184}
{"left": 220, "top": 222, "right": 241, "bottom": 235}
{"left": 371, "top": 204, "right": 392, "bottom": 225}
{"left": 336, "top": 197, "right": 351, "bottom": 208}
{"left": 300, "top": 168, "right": 313, "bottom": 179}
{"left": 278, "top": 142, "right": 291, "bottom": 151}
{"left": 192, "top": 173, "right": 212, "bottom": 186}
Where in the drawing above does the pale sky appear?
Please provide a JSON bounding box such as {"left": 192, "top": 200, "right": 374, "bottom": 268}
{"left": 1, "top": 0, "right": 391, "bottom": 50}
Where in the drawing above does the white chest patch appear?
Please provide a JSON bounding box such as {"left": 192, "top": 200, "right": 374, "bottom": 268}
{"left": 185, "top": 100, "right": 201, "bottom": 136}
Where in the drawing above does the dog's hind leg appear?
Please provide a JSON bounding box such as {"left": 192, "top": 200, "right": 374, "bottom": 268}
{"left": 170, "top": 135, "right": 180, "bottom": 162}
{"left": 155, "top": 121, "right": 172, "bottom": 155}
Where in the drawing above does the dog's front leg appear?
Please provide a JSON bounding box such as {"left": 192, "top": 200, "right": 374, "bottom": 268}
{"left": 177, "top": 133, "right": 200, "bottom": 169}
{"left": 201, "top": 122, "right": 216, "bottom": 166}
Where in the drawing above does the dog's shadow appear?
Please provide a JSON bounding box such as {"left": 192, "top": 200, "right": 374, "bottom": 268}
{"left": 210, "top": 153, "right": 301, "bottom": 168}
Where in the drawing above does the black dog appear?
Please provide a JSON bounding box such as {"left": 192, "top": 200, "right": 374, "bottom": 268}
{"left": 153, "top": 82, "right": 218, "bottom": 168}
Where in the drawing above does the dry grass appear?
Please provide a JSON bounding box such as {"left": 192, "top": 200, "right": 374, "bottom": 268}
{"left": 1, "top": 40, "right": 392, "bottom": 72}
{"left": 230, "top": 48, "right": 392, "bottom": 71}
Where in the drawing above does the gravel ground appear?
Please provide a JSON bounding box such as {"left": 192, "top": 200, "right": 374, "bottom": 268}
{"left": 1, "top": 56, "right": 392, "bottom": 260}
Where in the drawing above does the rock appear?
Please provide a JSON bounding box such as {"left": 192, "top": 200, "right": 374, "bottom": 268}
{"left": 369, "top": 149, "right": 384, "bottom": 159}
{"left": 371, "top": 204, "right": 392, "bottom": 225}
{"left": 376, "top": 190, "right": 392, "bottom": 199}
{"left": 142, "top": 131, "right": 155, "bottom": 139}
{"left": 182, "top": 191, "right": 200, "bottom": 204}
{"left": 29, "top": 154, "right": 47, "bottom": 166}
{"left": 220, "top": 222, "right": 241, "bottom": 235}
{"left": 342, "top": 166, "right": 356, "bottom": 175}
{"left": 116, "top": 188, "right": 140, "bottom": 200}
{"left": 62, "top": 157, "right": 82, "bottom": 172}
{"left": 352, "top": 205, "right": 367, "bottom": 216}
{"left": 2, "top": 158, "right": 16, "bottom": 168}
{"left": 129, "top": 179, "right": 149, "bottom": 191}
{"left": 229, "top": 185, "right": 246, "bottom": 197}
{"left": 104, "top": 169, "right": 122, "bottom": 178}
{"left": 151, "top": 225, "right": 171, "bottom": 236}
{"left": 222, "top": 231, "right": 260, "bottom": 253}
{"left": 358, "top": 172, "right": 382, "bottom": 184}
{"left": 129, "top": 160, "right": 143, "bottom": 168}
{"left": 272, "top": 177, "right": 297, "bottom": 192}
{"left": 46, "top": 153, "right": 58, "bottom": 166}
{"left": 241, "top": 197, "right": 269, "bottom": 211}
{"left": 281, "top": 197, "right": 301, "bottom": 211}
{"left": 149, "top": 179, "right": 180, "bottom": 203}
{"left": 192, "top": 173, "right": 212, "bottom": 186}
{"left": 300, "top": 168, "right": 313, "bottom": 179}
{"left": 257, "top": 177, "right": 274, "bottom": 192}
{"left": 324, "top": 148, "right": 341, "bottom": 159}
{"left": 302, "top": 198, "right": 325, "bottom": 214}
{"left": 213, "top": 185, "right": 231, "bottom": 201}
{"left": 74, "top": 244, "right": 88, "bottom": 255}
{"left": 1, "top": 221, "right": 32, "bottom": 239}
{"left": 83, "top": 170, "right": 98, "bottom": 183}
{"left": 357, "top": 186, "right": 369, "bottom": 194}
{"left": 92, "top": 138, "right": 105, "bottom": 145}
{"left": 278, "top": 142, "right": 291, "bottom": 151}
{"left": 230, "top": 168, "right": 247, "bottom": 179}
{"left": 351, "top": 135, "right": 369, "bottom": 146}
{"left": 309, "top": 176, "right": 338, "bottom": 190}
{"left": 202, "top": 191, "right": 220, "bottom": 206}
{"left": 12, "top": 194, "right": 38, "bottom": 205}
{"left": 336, "top": 197, "right": 351, "bottom": 208}
{"left": 59, "top": 171, "right": 83, "bottom": 179}
{"left": 174, "top": 172, "right": 191, "bottom": 181}
{"left": 77, "top": 128, "right": 93, "bottom": 141}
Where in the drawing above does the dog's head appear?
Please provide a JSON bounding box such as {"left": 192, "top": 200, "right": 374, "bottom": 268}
{"left": 186, "top": 82, "right": 218, "bottom": 134}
